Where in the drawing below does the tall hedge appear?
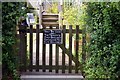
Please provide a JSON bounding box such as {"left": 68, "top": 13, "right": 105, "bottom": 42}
{"left": 85, "top": 2, "right": 120, "bottom": 78}
{"left": 2, "top": 2, "right": 26, "bottom": 79}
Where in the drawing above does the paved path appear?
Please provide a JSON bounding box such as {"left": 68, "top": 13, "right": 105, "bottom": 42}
{"left": 21, "top": 75, "right": 84, "bottom": 80}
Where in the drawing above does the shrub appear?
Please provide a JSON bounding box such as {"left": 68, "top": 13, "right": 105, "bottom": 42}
{"left": 2, "top": 2, "right": 26, "bottom": 79}
{"left": 85, "top": 2, "right": 120, "bottom": 79}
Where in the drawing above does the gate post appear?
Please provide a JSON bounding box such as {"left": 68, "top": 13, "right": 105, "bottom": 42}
{"left": 75, "top": 25, "right": 79, "bottom": 73}
{"left": 18, "top": 24, "right": 27, "bottom": 72}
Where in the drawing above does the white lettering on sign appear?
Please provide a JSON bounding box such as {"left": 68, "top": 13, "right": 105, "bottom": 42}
{"left": 44, "top": 29, "right": 62, "bottom": 44}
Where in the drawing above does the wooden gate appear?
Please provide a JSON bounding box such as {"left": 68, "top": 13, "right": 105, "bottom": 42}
{"left": 18, "top": 24, "right": 86, "bottom": 74}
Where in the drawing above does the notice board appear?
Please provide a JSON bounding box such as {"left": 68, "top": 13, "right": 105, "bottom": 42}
{"left": 44, "top": 29, "right": 62, "bottom": 44}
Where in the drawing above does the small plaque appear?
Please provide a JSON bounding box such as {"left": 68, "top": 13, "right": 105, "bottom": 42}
{"left": 44, "top": 29, "right": 62, "bottom": 44}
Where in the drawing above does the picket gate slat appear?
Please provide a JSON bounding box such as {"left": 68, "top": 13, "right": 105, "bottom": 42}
{"left": 36, "top": 24, "right": 39, "bottom": 71}
{"left": 75, "top": 25, "right": 79, "bottom": 73}
{"left": 42, "top": 27, "right": 46, "bottom": 72}
{"left": 49, "top": 26, "right": 53, "bottom": 72}
{"left": 29, "top": 25, "right": 33, "bottom": 72}
{"left": 62, "top": 25, "right": 66, "bottom": 73}
{"left": 55, "top": 26, "right": 59, "bottom": 73}
{"left": 69, "top": 25, "right": 72, "bottom": 73}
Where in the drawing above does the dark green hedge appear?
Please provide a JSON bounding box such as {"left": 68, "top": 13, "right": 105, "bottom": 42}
{"left": 85, "top": 2, "right": 120, "bottom": 78}
{"left": 2, "top": 2, "right": 26, "bottom": 79}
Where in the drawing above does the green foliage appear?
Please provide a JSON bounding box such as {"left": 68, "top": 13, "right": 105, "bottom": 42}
{"left": 2, "top": 2, "right": 26, "bottom": 79}
{"left": 48, "top": 3, "right": 58, "bottom": 13}
{"left": 46, "top": 2, "right": 87, "bottom": 28}
{"left": 63, "top": 4, "right": 87, "bottom": 28}
{"left": 85, "top": 2, "right": 120, "bottom": 78}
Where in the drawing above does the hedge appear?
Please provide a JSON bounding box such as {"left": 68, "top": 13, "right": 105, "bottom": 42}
{"left": 85, "top": 2, "right": 120, "bottom": 79}
{"left": 2, "top": 2, "right": 27, "bottom": 79}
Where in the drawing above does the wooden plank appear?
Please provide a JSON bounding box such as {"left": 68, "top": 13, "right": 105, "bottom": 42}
{"left": 42, "top": 15, "right": 59, "bottom": 18}
{"left": 49, "top": 44, "right": 52, "bottom": 72}
{"left": 49, "top": 26, "right": 52, "bottom": 72}
{"left": 55, "top": 44, "right": 59, "bottom": 73}
{"left": 42, "top": 14, "right": 59, "bottom": 16}
{"left": 42, "top": 27, "right": 46, "bottom": 72}
{"left": 69, "top": 25, "right": 72, "bottom": 73}
{"left": 75, "top": 25, "right": 79, "bottom": 73}
{"left": 19, "top": 25, "right": 27, "bottom": 72}
{"left": 58, "top": 45, "right": 76, "bottom": 64}
{"left": 18, "top": 29, "right": 82, "bottom": 33}
{"left": 19, "top": 25, "right": 24, "bottom": 72}
{"left": 39, "top": 4, "right": 42, "bottom": 29}
{"left": 55, "top": 27, "right": 59, "bottom": 73}
{"left": 29, "top": 25, "right": 33, "bottom": 72}
{"left": 62, "top": 25, "right": 66, "bottom": 73}
{"left": 42, "top": 22, "right": 59, "bottom": 26}
{"left": 25, "top": 65, "right": 76, "bottom": 70}
{"left": 36, "top": 24, "right": 39, "bottom": 71}
{"left": 58, "top": 44, "right": 83, "bottom": 73}
{"left": 42, "top": 18, "right": 58, "bottom": 21}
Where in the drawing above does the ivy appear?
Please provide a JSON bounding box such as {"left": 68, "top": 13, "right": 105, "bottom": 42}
{"left": 85, "top": 2, "right": 120, "bottom": 79}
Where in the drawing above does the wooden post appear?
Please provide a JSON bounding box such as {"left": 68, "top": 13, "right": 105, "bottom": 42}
{"left": 49, "top": 43, "right": 52, "bottom": 72}
{"left": 19, "top": 25, "right": 27, "bottom": 72}
{"left": 62, "top": 25, "right": 66, "bottom": 73}
{"left": 75, "top": 25, "right": 79, "bottom": 73}
{"left": 29, "top": 25, "right": 33, "bottom": 72}
{"left": 49, "top": 26, "right": 52, "bottom": 72}
{"left": 36, "top": 24, "right": 39, "bottom": 71}
{"left": 39, "top": 0, "right": 42, "bottom": 29}
{"left": 56, "top": 26, "right": 59, "bottom": 73}
{"left": 42, "top": 27, "right": 46, "bottom": 72}
{"left": 69, "top": 25, "right": 72, "bottom": 73}
{"left": 58, "top": 0, "right": 63, "bottom": 29}
{"left": 56, "top": 42, "right": 59, "bottom": 73}
{"left": 23, "top": 26, "right": 27, "bottom": 72}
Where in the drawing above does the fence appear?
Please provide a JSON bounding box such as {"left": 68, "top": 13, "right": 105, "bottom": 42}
{"left": 18, "top": 24, "right": 86, "bottom": 74}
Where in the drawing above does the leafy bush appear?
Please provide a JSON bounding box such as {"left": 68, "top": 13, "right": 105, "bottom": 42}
{"left": 63, "top": 3, "right": 87, "bottom": 27}
{"left": 85, "top": 2, "right": 120, "bottom": 78}
{"left": 2, "top": 2, "right": 26, "bottom": 79}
